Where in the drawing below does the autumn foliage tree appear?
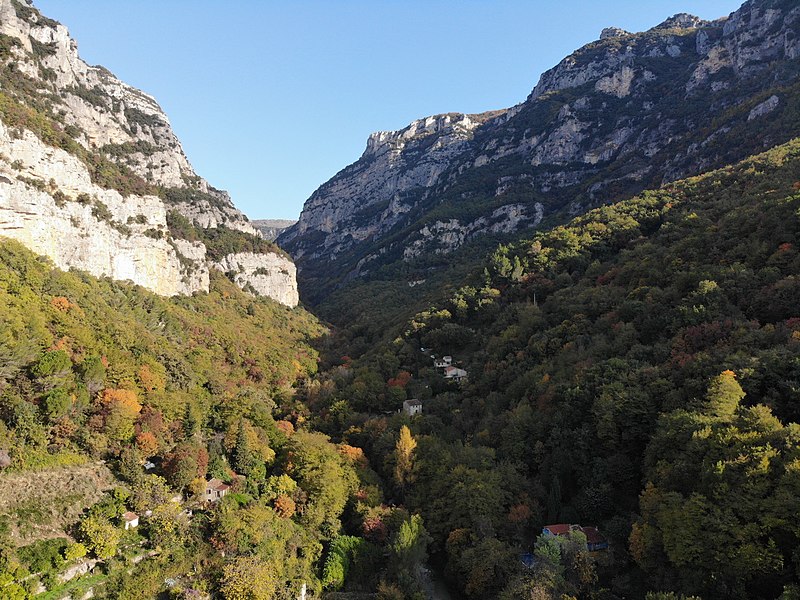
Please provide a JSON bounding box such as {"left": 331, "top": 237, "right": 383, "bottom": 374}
{"left": 78, "top": 514, "right": 121, "bottom": 560}
{"left": 387, "top": 371, "right": 412, "bottom": 388}
{"left": 394, "top": 426, "right": 416, "bottom": 491}
{"left": 98, "top": 388, "right": 142, "bottom": 442}
{"left": 163, "top": 442, "right": 208, "bottom": 490}
{"left": 706, "top": 369, "right": 744, "bottom": 419}
{"left": 135, "top": 431, "right": 158, "bottom": 457}
{"left": 220, "top": 556, "right": 278, "bottom": 600}
{"left": 274, "top": 494, "right": 296, "bottom": 518}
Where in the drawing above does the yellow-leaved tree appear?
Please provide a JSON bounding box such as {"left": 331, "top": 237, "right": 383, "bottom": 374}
{"left": 394, "top": 425, "right": 417, "bottom": 490}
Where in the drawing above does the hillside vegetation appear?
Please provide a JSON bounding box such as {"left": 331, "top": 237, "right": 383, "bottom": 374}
{"left": 0, "top": 240, "right": 388, "bottom": 599}
{"left": 303, "top": 138, "right": 800, "bottom": 599}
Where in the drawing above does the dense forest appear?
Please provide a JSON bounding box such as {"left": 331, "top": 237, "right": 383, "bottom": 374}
{"left": 1, "top": 139, "right": 799, "bottom": 600}
{"left": 0, "top": 240, "right": 396, "bottom": 599}
{"left": 299, "top": 138, "right": 800, "bottom": 599}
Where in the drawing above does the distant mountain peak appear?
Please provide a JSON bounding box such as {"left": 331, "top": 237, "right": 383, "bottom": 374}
{"left": 600, "top": 27, "right": 631, "bottom": 40}
{"left": 653, "top": 13, "right": 707, "bottom": 31}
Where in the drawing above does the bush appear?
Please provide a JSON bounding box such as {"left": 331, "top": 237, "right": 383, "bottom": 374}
{"left": 322, "top": 535, "right": 366, "bottom": 590}
{"left": 17, "top": 538, "right": 68, "bottom": 575}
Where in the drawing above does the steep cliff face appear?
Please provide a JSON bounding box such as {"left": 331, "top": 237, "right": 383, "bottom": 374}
{"left": 0, "top": 119, "right": 207, "bottom": 295}
{"left": 213, "top": 252, "right": 299, "bottom": 308}
{"left": 282, "top": 0, "right": 800, "bottom": 306}
{"left": 0, "top": 0, "right": 298, "bottom": 306}
{"left": 281, "top": 112, "right": 502, "bottom": 259}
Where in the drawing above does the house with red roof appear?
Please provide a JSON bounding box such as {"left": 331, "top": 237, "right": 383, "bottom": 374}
{"left": 542, "top": 523, "right": 609, "bottom": 551}
{"left": 581, "top": 526, "right": 609, "bottom": 552}
{"left": 122, "top": 511, "right": 139, "bottom": 530}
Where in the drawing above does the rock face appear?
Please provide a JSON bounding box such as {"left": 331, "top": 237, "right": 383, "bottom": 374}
{"left": 281, "top": 0, "right": 800, "bottom": 305}
{"left": 281, "top": 111, "right": 503, "bottom": 259}
{"left": 213, "top": 252, "right": 299, "bottom": 308}
{"left": 0, "top": 0, "right": 298, "bottom": 306}
{"left": 253, "top": 219, "right": 297, "bottom": 242}
{"left": 0, "top": 118, "right": 208, "bottom": 296}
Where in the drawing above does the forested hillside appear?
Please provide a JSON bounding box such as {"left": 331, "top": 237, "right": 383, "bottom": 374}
{"left": 0, "top": 240, "right": 393, "bottom": 599}
{"left": 302, "top": 138, "right": 800, "bottom": 599}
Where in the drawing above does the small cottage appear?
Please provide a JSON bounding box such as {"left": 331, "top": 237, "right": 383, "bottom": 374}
{"left": 122, "top": 511, "right": 139, "bottom": 530}
{"left": 581, "top": 526, "right": 610, "bottom": 552}
{"left": 205, "top": 478, "right": 231, "bottom": 502}
{"left": 403, "top": 399, "right": 423, "bottom": 417}
{"left": 444, "top": 366, "right": 467, "bottom": 381}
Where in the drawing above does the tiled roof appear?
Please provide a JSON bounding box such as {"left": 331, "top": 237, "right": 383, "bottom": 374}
{"left": 581, "top": 526, "right": 607, "bottom": 545}
{"left": 543, "top": 523, "right": 572, "bottom": 535}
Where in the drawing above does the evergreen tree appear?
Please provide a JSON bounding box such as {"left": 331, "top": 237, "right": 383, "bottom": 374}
{"left": 233, "top": 418, "right": 256, "bottom": 475}
{"left": 183, "top": 402, "right": 199, "bottom": 438}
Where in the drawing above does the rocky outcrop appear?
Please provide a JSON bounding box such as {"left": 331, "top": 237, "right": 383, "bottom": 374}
{"left": 0, "top": 0, "right": 297, "bottom": 306}
{"left": 600, "top": 27, "right": 630, "bottom": 40}
{"left": 402, "top": 203, "right": 543, "bottom": 260}
{"left": 281, "top": 0, "right": 800, "bottom": 306}
{"left": 748, "top": 94, "right": 781, "bottom": 119}
{"left": 213, "top": 252, "right": 299, "bottom": 308}
{"left": 281, "top": 112, "right": 501, "bottom": 258}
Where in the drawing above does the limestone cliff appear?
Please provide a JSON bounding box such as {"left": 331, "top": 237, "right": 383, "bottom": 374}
{"left": 0, "top": 0, "right": 298, "bottom": 306}
{"left": 281, "top": 0, "right": 800, "bottom": 306}
{"left": 281, "top": 112, "right": 502, "bottom": 259}
{"left": 213, "top": 252, "right": 299, "bottom": 308}
{"left": 0, "top": 120, "right": 207, "bottom": 295}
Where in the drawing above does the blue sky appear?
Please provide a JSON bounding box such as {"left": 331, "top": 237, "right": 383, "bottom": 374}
{"left": 36, "top": 1, "right": 744, "bottom": 220}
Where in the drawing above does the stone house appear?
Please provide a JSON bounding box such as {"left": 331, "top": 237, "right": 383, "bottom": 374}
{"left": 402, "top": 399, "right": 423, "bottom": 417}
{"left": 205, "top": 478, "right": 231, "bottom": 502}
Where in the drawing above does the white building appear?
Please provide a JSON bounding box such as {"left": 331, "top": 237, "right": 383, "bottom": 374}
{"left": 433, "top": 356, "right": 452, "bottom": 369}
{"left": 402, "top": 399, "right": 423, "bottom": 417}
{"left": 122, "top": 511, "right": 139, "bottom": 530}
{"left": 444, "top": 366, "right": 468, "bottom": 382}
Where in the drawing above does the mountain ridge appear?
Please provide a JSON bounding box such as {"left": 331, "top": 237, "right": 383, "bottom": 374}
{"left": 281, "top": 0, "right": 800, "bottom": 312}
